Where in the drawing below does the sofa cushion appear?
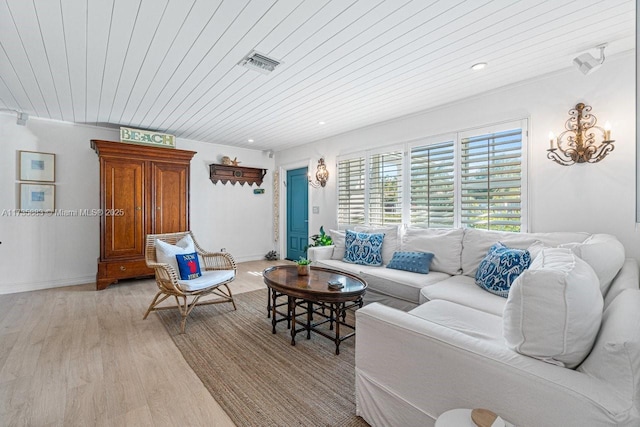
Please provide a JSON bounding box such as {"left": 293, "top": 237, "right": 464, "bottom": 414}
{"left": 155, "top": 234, "right": 196, "bottom": 274}
{"left": 559, "top": 234, "right": 625, "bottom": 296}
{"left": 461, "top": 228, "right": 590, "bottom": 277}
{"left": 314, "top": 259, "right": 377, "bottom": 276}
{"left": 419, "top": 275, "right": 507, "bottom": 316}
{"left": 355, "top": 225, "right": 400, "bottom": 265}
{"left": 344, "top": 230, "right": 385, "bottom": 266}
{"left": 359, "top": 268, "right": 451, "bottom": 305}
{"left": 386, "top": 251, "right": 434, "bottom": 274}
{"left": 475, "top": 243, "right": 531, "bottom": 298}
{"left": 409, "top": 299, "right": 504, "bottom": 346}
{"left": 577, "top": 289, "right": 640, "bottom": 407}
{"left": 330, "top": 229, "right": 347, "bottom": 260}
{"left": 401, "top": 228, "right": 463, "bottom": 275}
{"left": 503, "top": 247, "right": 603, "bottom": 368}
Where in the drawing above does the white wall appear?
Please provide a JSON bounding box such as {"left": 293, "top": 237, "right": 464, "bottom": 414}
{"left": 0, "top": 116, "right": 274, "bottom": 294}
{"left": 276, "top": 50, "right": 640, "bottom": 261}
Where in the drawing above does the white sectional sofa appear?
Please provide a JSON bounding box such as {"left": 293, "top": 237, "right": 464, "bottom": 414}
{"left": 307, "top": 227, "right": 640, "bottom": 427}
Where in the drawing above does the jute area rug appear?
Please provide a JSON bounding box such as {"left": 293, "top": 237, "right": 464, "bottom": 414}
{"left": 157, "top": 289, "right": 369, "bottom": 427}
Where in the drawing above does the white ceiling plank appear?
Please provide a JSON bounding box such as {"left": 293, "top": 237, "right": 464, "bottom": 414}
{"left": 95, "top": 0, "right": 145, "bottom": 124}
{"left": 60, "top": 0, "right": 88, "bottom": 124}
{"left": 117, "top": 0, "right": 197, "bottom": 125}
{"left": 105, "top": 0, "right": 170, "bottom": 124}
{"left": 213, "top": 0, "right": 633, "bottom": 146}
{"left": 138, "top": 0, "right": 256, "bottom": 128}
{"left": 0, "top": 1, "right": 52, "bottom": 117}
{"left": 0, "top": 0, "right": 634, "bottom": 150}
{"left": 85, "top": 0, "right": 115, "bottom": 124}
{"left": 33, "top": 0, "right": 75, "bottom": 122}
{"left": 154, "top": 0, "right": 300, "bottom": 133}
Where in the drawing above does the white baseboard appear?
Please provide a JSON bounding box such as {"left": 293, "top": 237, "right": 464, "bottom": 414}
{"left": 233, "top": 253, "right": 270, "bottom": 263}
{"left": 0, "top": 275, "right": 95, "bottom": 295}
{"left": 1, "top": 255, "right": 270, "bottom": 295}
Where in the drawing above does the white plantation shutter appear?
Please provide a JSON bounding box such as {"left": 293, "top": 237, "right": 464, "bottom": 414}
{"left": 460, "top": 127, "right": 523, "bottom": 231}
{"left": 369, "top": 151, "right": 403, "bottom": 226}
{"left": 337, "top": 157, "right": 365, "bottom": 225}
{"left": 410, "top": 141, "right": 455, "bottom": 228}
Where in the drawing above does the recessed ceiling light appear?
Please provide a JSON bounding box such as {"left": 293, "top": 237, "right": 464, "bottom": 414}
{"left": 247, "top": 139, "right": 254, "bottom": 143}
{"left": 318, "top": 121, "right": 326, "bottom": 125}
{"left": 471, "top": 62, "right": 487, "bottom": 71}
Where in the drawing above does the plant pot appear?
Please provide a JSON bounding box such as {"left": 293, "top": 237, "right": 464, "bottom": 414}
{"left": 297, "top": 265, "right": 310, "bottom": 276}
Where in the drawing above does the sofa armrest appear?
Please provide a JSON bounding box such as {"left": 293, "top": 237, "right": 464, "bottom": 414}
{"left": 308, "top": 245, "right": 334, "bottom": 262}
{"left": 355, "top": 303, "right": 629, "bottom": 427}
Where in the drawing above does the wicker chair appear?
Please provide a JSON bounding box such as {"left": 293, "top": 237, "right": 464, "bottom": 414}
{"left": 144, "top": 231, "right": 237, "bottom": 333}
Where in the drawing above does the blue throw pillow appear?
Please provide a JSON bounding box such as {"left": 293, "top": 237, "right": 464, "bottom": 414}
{"left": 175, "top": 252, "right": 202, "bottom": 280}
{"left": 343, "top": 230, "right": 385, "bottom": 266}
{"left": 475, "top": 242, "right": 531, "bottom": 298}
{"left": 386, "top": 251, "right": 434, "bottom": 274}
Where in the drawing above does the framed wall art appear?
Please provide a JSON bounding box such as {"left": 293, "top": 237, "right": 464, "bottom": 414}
{"left": 19, "top": 150, "right": 55, "bottom": 182}
{"left": 20, "top": 183, "right": 55, "bottom": 211}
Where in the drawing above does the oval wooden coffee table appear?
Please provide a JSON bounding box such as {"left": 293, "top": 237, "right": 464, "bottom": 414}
{"left": 262, "top": 265, "right": 367, "bottom": 355}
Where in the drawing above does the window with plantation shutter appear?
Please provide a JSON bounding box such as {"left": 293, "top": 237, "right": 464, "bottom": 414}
{"left": 337, "top": 157, "right": 365, "bottom": 225}
{"left": 368, "top": 151, "right": 403, "bottom": 226}
{"left": 460, "top": 128, "right": 523, "bottom": 231}
{"left": 335, "top": 120, "right": 526, "bottom": 231}
{"left": 410, "top": 141, "right": 455, "bottom": 228}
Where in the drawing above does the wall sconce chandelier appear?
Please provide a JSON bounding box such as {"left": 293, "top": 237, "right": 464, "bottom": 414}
{"left": 309, "top": 158, "right": 329, "bottom": 188}
{"left": 547, "top": 103, "right": 614, "bottom": 166}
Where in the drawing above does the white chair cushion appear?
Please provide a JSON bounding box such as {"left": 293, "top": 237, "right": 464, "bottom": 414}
{"left": 177, "top": 269, "right": 235, "bottom": 292}
{"left": 155, "top": 234, "right": 195, "bottom": 274}
{"left": 401, "top": 228, "right": 463, "bottom": 275}
{"left": 503, "top": 247, "right": 603, "bottom": 368}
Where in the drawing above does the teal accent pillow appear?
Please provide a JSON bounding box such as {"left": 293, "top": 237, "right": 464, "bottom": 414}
{"left": 343, "top": 230, "right": 385, "bottom": 266}
{"left": 175, "top": 252, "right": 202, "bottom": 280}
{"left": 475, "top": 242, "right": 531, "bottom": 298}
{"left": 386, "top": 251, "right": 434, "bottom": 274}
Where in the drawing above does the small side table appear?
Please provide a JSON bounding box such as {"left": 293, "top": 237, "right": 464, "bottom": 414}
{"left": 435, "top": 409, "right": 514, "bottom": 427}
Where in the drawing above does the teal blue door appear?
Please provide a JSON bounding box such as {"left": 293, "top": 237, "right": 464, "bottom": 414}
{"left": 286, "top": 167, "right": 308, "bottom": 261}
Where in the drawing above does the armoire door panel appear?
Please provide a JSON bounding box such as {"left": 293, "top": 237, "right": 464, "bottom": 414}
{"left": 152, "top": 162, "right": 188, "bottom": 234}
{"left": 103, "top": 158, "right": 145, "bottom": 259}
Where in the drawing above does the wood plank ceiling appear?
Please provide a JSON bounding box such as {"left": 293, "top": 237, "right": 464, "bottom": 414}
{"left": 0, "top": 0, "right": 635, "bottom": 151}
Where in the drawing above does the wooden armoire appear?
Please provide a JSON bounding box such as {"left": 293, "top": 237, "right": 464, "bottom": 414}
{"left": 92, "top": 140, "right": 196, "bottom": 290}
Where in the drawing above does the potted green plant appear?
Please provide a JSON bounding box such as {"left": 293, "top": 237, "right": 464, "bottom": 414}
{"left": 296, "top": 257, "right": 311, "bottom": 276}
{"left": 305, "top": 226, "right": 335, "bottom": 261}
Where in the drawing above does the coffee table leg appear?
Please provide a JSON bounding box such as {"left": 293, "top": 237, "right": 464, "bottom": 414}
{"left": 290, "top": 297, "right": 296, "bottom": 346}
{"left": 306, "top": 301, "right": 313, "bottom": 339}
{"left": 267, "top": 288, "right": 271, "bottom": 318}
{"left": 335, "top": 302, "right": 343, "bottom": 355}
{"left": 271, "top": 289, "right": 277, "bottom": 334}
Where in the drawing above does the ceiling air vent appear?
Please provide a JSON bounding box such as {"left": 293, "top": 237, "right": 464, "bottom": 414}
{"left": 238, "top": 51, "right": 281, "bottom": 74}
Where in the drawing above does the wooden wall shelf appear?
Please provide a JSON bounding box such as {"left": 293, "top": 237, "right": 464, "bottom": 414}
{"left": 209, "top": 164, "right": 267, "bottom": 186}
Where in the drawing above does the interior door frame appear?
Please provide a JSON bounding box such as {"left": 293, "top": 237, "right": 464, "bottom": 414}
{"left": 278, "top": 159, "right": 313, "bottom": 261}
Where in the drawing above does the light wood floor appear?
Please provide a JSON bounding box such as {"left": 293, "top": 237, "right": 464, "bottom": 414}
{"left": 0, "top": 260, "right": 285, "bottom": 427}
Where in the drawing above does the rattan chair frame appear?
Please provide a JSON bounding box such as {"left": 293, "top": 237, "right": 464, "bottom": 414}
{"left": 144, "top": 231, "right": 237, "bottom": 333}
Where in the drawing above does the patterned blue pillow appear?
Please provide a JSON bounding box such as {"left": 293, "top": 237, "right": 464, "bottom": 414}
{"left": 386, "top": 251, "right": 434, "bottom": 274}
{"left": 475, "top": 243, "right": 531, "bottom": 298}
{"left": 343, "top": 230, "right": 385, "bottom": 266}
{"left": 175, "top": 252, "right": 202, "bottom": 280}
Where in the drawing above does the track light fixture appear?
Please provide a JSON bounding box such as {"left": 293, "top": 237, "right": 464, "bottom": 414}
{"left": 573, "top": 43, "right": 607, "bottom": 75}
